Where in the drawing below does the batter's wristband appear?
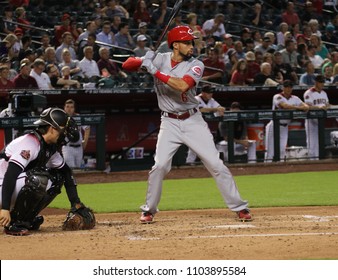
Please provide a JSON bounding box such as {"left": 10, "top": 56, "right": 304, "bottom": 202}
{"left": 155, "top": 71, "right": 170, "bottom": 84}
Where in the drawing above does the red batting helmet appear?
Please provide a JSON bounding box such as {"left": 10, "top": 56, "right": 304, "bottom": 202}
{"left": 167, "top": 25, "right": 197, "bottom": 48}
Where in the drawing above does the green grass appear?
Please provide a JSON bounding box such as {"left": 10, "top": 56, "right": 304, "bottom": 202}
{"left": 49, "top": 171, "right": 338, "bottom": 212}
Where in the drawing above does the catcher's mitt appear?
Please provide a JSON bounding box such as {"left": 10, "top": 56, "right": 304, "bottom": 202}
{"left": 62, "top": 203, "right": 96, "bottom": 231}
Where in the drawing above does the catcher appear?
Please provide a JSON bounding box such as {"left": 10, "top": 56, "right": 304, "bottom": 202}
{"left": 0, "top": 107, "right": 95, "bottom": 236}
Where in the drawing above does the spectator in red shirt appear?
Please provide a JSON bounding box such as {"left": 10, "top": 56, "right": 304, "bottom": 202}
{"left": 133, "top": 0, "right": 151, "bottom": 27}
{"left": 54, "top": 14, "right": 72, "bottom": 47}
{"left": 282, "top": 2, "right": 300, "bottom": 26}
{"left": 9, "top": 0, "right": 29, "bottom": 7}
{"left": 202, "top": 46, "right": 226, "bottom": 84}
{"left": 245, "top": 51, "right": 260, "bottom": 85}
{"left": 230, "top": 59, "right": 248, "bottom": 86}
{"left": 13, "top": 62, "right": 38, "bottom": 89}
{"left": 0, "top": 65, "right": 15, "bottom": 99}
{"left": 15, "top": 7, "right": 30, "bottom": 33}
{"left": 97, "top": 47, "right": 127, "bottom": 80}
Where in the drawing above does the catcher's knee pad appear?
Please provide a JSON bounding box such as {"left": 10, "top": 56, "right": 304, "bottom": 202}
{"left": 25, "top": 169, "right": 50, "bottom": 191}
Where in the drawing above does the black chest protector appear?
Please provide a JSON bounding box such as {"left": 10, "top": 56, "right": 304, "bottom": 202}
{"left": 25, "top": 130, "right": 58, "bottom": 171}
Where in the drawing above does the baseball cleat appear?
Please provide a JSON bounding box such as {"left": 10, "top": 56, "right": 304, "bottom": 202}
{"left": 237, "top": 209, "right": 252, "bottom": 222}
{"left": 140, "top": 212, "right": 154, "bottom": 224}
{"left": 4, "top": 224, "right": 29, "bottom": 236}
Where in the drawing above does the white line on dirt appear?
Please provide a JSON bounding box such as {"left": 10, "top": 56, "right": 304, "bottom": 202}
{"left": 205, "top": 224, "right": 257, "bottom": 229}
{"left": 127, "top": 231, "right": 338, "bottom": 241}
{"left": 303, "top": 215, "right": 338, "bottom": 222}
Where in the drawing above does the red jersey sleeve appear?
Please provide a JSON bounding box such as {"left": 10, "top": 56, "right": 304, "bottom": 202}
{"left": 182, "top": 74, "right": 196, "bottom": 89}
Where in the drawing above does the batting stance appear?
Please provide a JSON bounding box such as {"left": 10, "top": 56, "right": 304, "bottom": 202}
{"left": 123, "top": 26, "right": 251, "bottom": 223}
{"left": 265, "top": 80, "right": 309, "bottom": 162}
{"left": 303, "top": 74, "right": 331, "bottom": 160}
{"left": 0, "top": 107, "right": 94, "bottom": 236}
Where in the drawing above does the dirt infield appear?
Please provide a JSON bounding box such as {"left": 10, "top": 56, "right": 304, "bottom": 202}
{"left": 1, "top": 161, "right": 338, "bottom": 260}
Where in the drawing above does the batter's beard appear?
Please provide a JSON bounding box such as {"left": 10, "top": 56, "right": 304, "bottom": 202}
{"left": 179, "top": 51, "right": 192, "bottom": 61}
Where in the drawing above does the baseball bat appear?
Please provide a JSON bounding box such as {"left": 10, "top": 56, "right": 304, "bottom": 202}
{"left": 140, "top": 0, "right": 184, "bottom": 72}
{"left": 154, "top": 0, "right": 184, "bottom": 51}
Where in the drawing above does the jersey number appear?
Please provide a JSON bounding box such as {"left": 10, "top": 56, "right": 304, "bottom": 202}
{"left": 181, "top": 92, "right": 188, "bottom": 102}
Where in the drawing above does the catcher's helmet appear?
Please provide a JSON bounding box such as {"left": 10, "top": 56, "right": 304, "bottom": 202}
{"left": 167, "top": 25, "right": 197, "bottom": 48}
{"left": 34, "top": 107, "right": 69, "bottom": 132}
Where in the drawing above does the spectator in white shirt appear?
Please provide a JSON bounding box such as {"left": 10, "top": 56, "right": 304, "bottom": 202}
{"left": 30, "top": 58, "right": 53, "bottom": 90}
{"left": 202, "top": 14, "right": 226, "bottom": 40}
{"left": 307, "top": 44, "right": 324, "bottom": 70}
{"left": 79, "top": 46, "right": 100, "bottom": 82}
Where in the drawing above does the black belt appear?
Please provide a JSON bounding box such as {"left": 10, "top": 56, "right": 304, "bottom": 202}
{"left": 69, "top": 144, "right": 81, "bottom": 148}
{"left": 280, "top": 123, "right": 288, "bottom": 127}
{"left": 162, "top": 108, "right": 197, "bottom": 120}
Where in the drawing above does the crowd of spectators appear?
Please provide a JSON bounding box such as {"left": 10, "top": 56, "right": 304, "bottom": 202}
{"left": 0, "top": 0, "right": 338, "bottom": 102}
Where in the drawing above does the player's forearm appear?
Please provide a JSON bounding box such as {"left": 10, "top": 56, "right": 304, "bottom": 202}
{"left": 165, "top": 76, "right": 190, "bottom": 93}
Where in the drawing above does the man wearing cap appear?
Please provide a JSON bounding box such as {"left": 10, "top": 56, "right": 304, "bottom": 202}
{"left": 186, "top": 85, "right": 225, "bottom": 165}
{"left": 254, "top": 36, "right": 272, "bottom": 55}
{"left": 133, "top": 35, "right": 151, "bottom": 57}
{"left": 245, "top": 51, "right": 260, "bottom": 85}
{"left": 222, "top": 34, "right": 234, "bottom": 54}
{"left": 218, "top": 102, "right": 257, "bottom": 163}
{"left": 13, "top": 62, "right": 38, "bottom": 89}
{"left": 132, "top": 22, "right": 154, "bottom": 49}
{"left": 303, "top": 74, "right": 331, "bottom": 160}
{"left": 265, "top": 80, "right": 309, "bottom": 162}
{"left": 122, "top": 25, "right": 252, "bottom": 223}
{"left": 0, "top": 107, "right": 90, "bottom": 236}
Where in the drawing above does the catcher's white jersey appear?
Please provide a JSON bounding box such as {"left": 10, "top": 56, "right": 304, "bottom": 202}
{"left": 0, "top": 134, "right": 64, "bottom": 178}
{"left": 152, "top": 52, "right": 204, "bottom": 113}
{"left": 0, "top": 133, "right": 64, "bottom": 209}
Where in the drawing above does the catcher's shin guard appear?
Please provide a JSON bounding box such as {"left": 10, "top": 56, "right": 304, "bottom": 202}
{"left": 10, "top": 171, "right": 49, "bottom": 223}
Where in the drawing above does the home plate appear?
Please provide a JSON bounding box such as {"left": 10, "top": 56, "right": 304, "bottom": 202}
{"left": 207, "top": 224, "right": 256, "bottom": 229}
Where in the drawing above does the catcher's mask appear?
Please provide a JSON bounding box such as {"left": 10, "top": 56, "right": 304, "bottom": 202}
{"left": 34, "top": 107, "right": 80, "bottom": 145}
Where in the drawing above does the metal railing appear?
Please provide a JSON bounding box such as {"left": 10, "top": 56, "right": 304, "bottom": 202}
{"left": 203, "top": 109, "right": 338, "bottom": 163}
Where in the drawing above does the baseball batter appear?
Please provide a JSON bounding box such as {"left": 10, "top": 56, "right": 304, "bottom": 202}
{"left": 62, "top": 99, "right": 91, "bottom": 168}
{"left": 303, "top": 74, "right": 331, "bottom": 160}
{"left": 0, "top": 107, "right": 84, "bottom": 236}
{"left": 265, "top": 80, "right": 309, "bottom": 162}
{"left": 123, "top": 26, "right": 251, "bottom": 223}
